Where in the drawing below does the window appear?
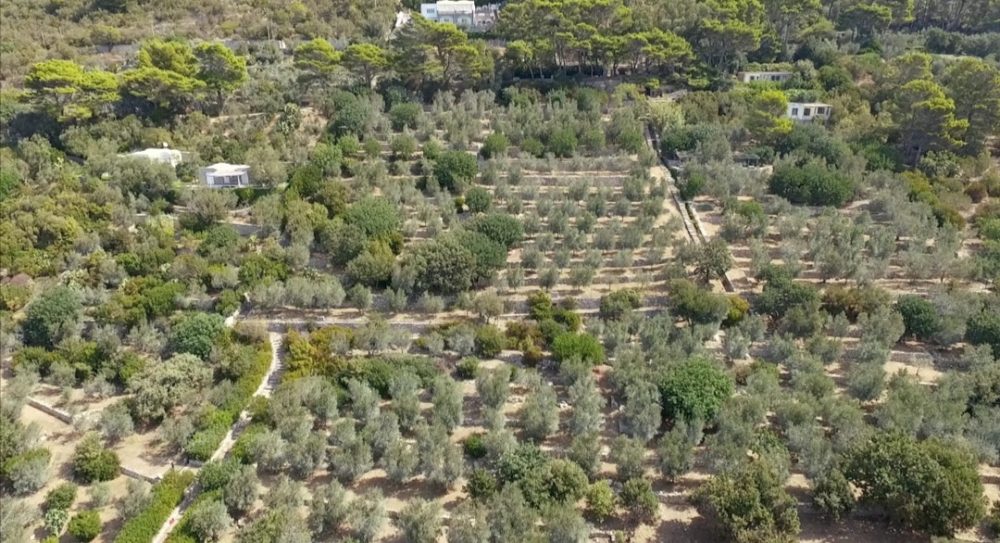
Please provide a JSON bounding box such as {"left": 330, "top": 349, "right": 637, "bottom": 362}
{"left": 803, "top": 107, "right": 812, "bottom": 117}
{"left": 791, "top": 108, "right": 799, "bottom": 116}
{"left": 817, "top": 107, "right": 827, "bottom": 115}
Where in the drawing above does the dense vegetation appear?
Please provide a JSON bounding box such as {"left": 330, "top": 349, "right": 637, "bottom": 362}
{"left": 1, "top": 0, "right": 999, "bottom": 542}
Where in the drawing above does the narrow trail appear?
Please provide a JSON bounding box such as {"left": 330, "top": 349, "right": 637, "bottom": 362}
{"left": 152, "top": 332, "right": 285, "bottom": 543}
{"left": 645, "top": 123, "right": 736, "bottom": 294}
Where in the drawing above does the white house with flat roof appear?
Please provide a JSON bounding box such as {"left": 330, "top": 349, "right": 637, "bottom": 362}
{"left": 199, "top": 163, "right": 252, "bottom": 188}
{"left": 421, "top": 0, "right": 476, "bottom": 28}
{"left": 120, "top": 147, "right": 184, "bottom": 168}
{"left": 787, "top": 102, "right": 832, "bottom": 122}
{"left": 739, "top": 70, "right": 793, "bottom": 83}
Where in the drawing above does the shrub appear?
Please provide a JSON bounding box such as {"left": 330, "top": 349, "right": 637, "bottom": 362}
{"left": 23, "top": 285, "right": 83, "bottom": 348}
{"left": 465, "top": 186, "right": 492, "bottom": 213}
{"left": 474, "top": 325, "right": 505, "bottom": 358}
{"left": 73, "top": 434, "right": 120, "bottom": 483}
{"left": 169, "top": 312, "right": 225, "bottom": 360}
{"left": 967, "top": 311, "right": 1000, "bottom": 358}
{"left": 44, "top": 483, "right": 78, "bottom": 512}
{"left": 434, "top": 151, "right": 478, "bottom": 193}
{"left": 480, "top": 132, "right": 509, "bottom": 159}
{"left": 768, "top": 160, "right": 855, "bottom": 207}
{"left": 658, "top": 358, "right": 732, "bottom": 423}
{"left": 67, "top": 510, "right": 102, "bottom": 542}
{"left": 896, "top": 295, "right": 941, "bottom": 341}
{"left": 463, "top": 434, "right": 488, "bottom": 459}
{"left": 551, "top": 333, "right": 605, "bottom": 366}
{"left": 599, "top": 289, "right": 642, "bottom": 321}
{"left": 468, "top": 213, "right": 524, "bottom": 249}
{"left": 456, "top": 357, "right": 479, "bottom": 380}
{"left": 114, "top": 471, "right": 195, "bottom": 543}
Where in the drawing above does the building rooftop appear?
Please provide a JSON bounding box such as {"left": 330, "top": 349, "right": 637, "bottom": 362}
{"left": 203, "top": 163, "right": 250, "bottom": 175}
{"left": 425, "top": 0, "right": 475, "bottom": 12}
{"left": 122, "top": 148, "right": 183, "bottom": 164}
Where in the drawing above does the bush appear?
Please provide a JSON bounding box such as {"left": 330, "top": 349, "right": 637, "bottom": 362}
{"left": 768, "top": 160, "right": 855, "bottom": 207}
{"left": 434, "top": 151, "right": 478, "bottom": 193}
{"left": 480, "top": 132, "right": 509, "bottom": 159}
{"left": 389, "top": 102, "right": 421, "bottom": 131}
{"left": 67, "top": 510, "right": 102, "bottom": 542}
{"left": 456, "top": 357, "right": 479, "bottom": 380}
{"left": 474, "top": 325, "right": 506, "bottom": 358}
{"left": 23, "top": 285, "right": 83, "bottom": 348}
{"left": 551, "top": 333, "right": 605, "bottom": 366}
{"left": 169, "top": 312, "right": 225, "bottom": 360}
{"left": 896, "top": 295, "right": 941, "bottom": 341}
{"left": 44, "top": 483, "right": 78, "bottom": 512}
{"left": 73, "top": 434, "right": 120, "bottom": 483}
{"left": 114, "top": 471, "right": 195, "bottom": 543}
{"left": 465, "top": 186, "right": 492, "bottom": 213}
{"left": 966, "top": 311, "right": 1000, "bottom": 358}
{"left": 468, "top": 213, "right": 524, "bottom": 249}
{"left": 658, "top": 358, "right": 732, "bottom": 423}
{"left": 463, "top": 434, "right": 487, "bottom": 459}
{"left": 599, "top": 289, "right": 641, "bottom": 321}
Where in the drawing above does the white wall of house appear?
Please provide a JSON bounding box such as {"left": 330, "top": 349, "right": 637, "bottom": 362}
{"left": 740, "top": 71, "right": 793, "bottom": 83}
{"left": 199, "top": 164, "right": 252, "bottom": 188}
{"left": 787, "top": 103, "right": 832, "bottom": 121}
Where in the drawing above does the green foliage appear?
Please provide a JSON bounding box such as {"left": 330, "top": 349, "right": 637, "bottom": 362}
{"left": 845, "top": 432, "right": 986, "bottom": 536}
{"left": 468, "top": 213, "right": 524, "bottom": 249}
{"left": 585, "top": 480, "right": 617, "bottom": 522}
{"left": 474, "top": 325, "right": 505, "bottom": 358}
{"left": 434, "top": 151, "right": 478, "bottom": 194}
{"left": 464, "top": 186, "right": 492, "bottom": 213}
{"left": 169, "top": 312, "right": 225, "bottom": 360}
{"left": 694, "top": 460, "right": 800, "bottom": 543}
{"left": 896, "top": 295, "right": 941, "bottom": 341}
{"left": 551, "top": 332, "right": 605, "bottom": 366}
{"left": 966, "top": 310, "right": 1000, "bottom": 358}
{"left": 23, "top": 285, "right": 82, "bottom": 348}
{"left": 67, "top": 510, "right": 102, "bottom": 542}
{"left": 768, "top": 160, "right": 856, "bottom": 207}
{"left": 72, "top": 433, "right": 120, "bottom": 483}
{"left": 599, "top": 289, "right": 642, "bottom": 321}
{"left": 388, "top": 102, "right": 421, "bottom": 131}
{"left": 480, "top": 132, "right": 509, "bottom": 159}
{"left": 812, "top": 470, "right": 854, "bottom": 521}
{"left": 620, "top": 478, "right": 658, "bottom": 524}
{"left": 342, "top": 197, "right": 402, "bottom": 242}
{"left": 44, "top": 483, "right": 78, "bottom": 512}
{"left": 668, "top": 279, "right": 729, "bottom": 324}
{"left": 114, "top": 471, "right": 195, "bottom": 543}
{"left": 658, "top": 358, "right": 732, "bottom": 423}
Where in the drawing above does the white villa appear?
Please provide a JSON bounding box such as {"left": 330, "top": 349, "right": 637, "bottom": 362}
{"left": 421, "top": 0, "right": 476, "bottom": 28}
{"left": 199, "top": 163, "right": 252, "bottom": 188}
{"left": 739, "top": 70, "right": 793, "bottom": 83}
{"left": 120, "top": 147, "right": 184, "bottom": 168}
{"left": 787, "top": 102, "right": 832, "bottom": 122}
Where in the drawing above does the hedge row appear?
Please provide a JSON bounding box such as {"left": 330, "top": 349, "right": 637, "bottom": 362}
{"left": 114, "top": 470, "right": 195, "bottom": 543}
{"left": 183, "top": 343, "right": 272, "bottom": 461}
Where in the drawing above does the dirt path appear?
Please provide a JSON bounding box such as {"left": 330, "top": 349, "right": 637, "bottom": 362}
{"left": 152, "top": 332, "right": 285, "bottom": 543}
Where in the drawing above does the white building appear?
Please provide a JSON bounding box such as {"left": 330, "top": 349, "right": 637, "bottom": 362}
{"left": 199, "top": 163, "right": 252, "bottom": 188}
{"left": 121, "top": 147, "right": 184, "bottom": 168}
{"left": 787, "top": 102, "right": 832, "bottom": 122}
{"left": 421, "top": 1, "right": 476, "bottom": 28}
{"left": 739, "top": 70, "right": 793, "bottom": 83}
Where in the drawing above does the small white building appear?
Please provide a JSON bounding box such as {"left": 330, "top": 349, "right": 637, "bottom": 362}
{"left": 421, "top": 0, "right": 476, "bottom": 28}
{"left": 199, "top": 163, "right": 252, "bottom": 188}
{"left": 121, "top": 147, "right": 184, "bottom": 168}
{"left": 739, "top": 71, "right": 793, "bottom": 83}
{"left": 787, "top": 102, "right": 832, "bottom": 122}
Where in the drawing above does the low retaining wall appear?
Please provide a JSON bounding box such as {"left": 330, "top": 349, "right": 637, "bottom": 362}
{"left": 26, "top": 398, "right": 74, "bottom": 424}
